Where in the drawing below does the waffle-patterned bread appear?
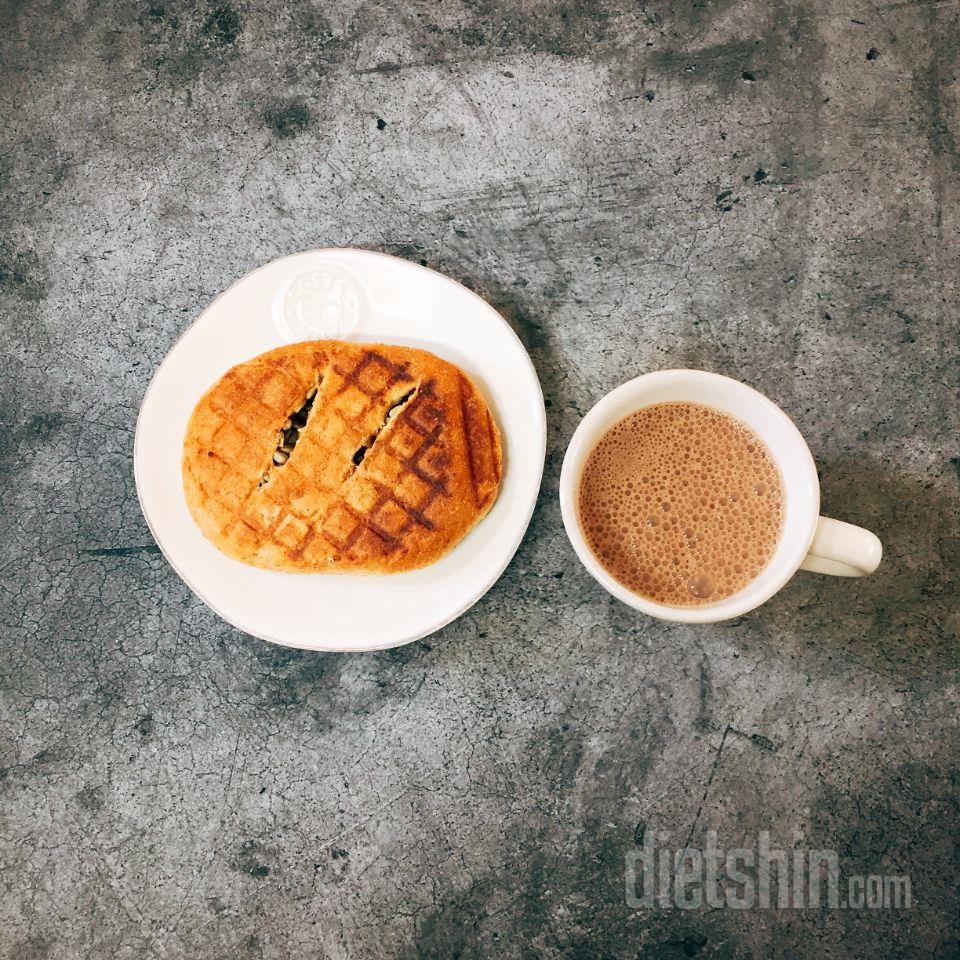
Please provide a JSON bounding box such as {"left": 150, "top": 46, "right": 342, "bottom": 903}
{"left": 182, "top": 341, "right": 502, "bottom": 573}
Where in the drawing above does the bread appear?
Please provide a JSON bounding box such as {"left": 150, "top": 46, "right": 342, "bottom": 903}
{"left": 181, "top": 340, "right": 502, "bottom": 573}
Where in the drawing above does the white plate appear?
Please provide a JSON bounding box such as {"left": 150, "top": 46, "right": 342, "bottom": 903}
{"left": 135, "top": 249, "right": 546, "bottom": 652}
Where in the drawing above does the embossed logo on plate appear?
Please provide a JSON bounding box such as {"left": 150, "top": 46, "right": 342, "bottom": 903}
{"left": 275, "top": 265, "right": 364, "bottom": 341}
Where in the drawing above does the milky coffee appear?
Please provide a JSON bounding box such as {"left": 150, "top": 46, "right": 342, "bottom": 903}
{"left": 578, "top": 401, "right": 784, "bottom": 606}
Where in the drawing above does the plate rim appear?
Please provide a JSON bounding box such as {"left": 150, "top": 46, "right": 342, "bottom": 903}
{"left": 133, "top": 247, "right": 546, "bottom": 653}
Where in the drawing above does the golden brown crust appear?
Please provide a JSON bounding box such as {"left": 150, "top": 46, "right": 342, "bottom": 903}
{"left": 182, "top": 340, "right": 503, "bottom": 573}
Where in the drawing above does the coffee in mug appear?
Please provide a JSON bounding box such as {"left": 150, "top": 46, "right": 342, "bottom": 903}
{"left": 577, "top": 401, "right": 783, "bottom": 605}
{"left": 561, "top": 370, "right": 882, "bottom": 623}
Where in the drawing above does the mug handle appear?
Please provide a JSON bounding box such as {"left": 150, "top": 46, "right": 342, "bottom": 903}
{"left": 799, "top": 516, "right": 882, "bottom": 577}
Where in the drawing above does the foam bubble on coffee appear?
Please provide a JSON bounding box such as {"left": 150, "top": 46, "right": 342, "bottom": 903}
{"left": 578, "top": 401, "right": 784, "bottom": 606}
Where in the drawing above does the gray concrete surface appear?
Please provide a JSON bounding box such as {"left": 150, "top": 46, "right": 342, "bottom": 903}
{"left": 1, "top": 0, "right": 958, "bottom": 957}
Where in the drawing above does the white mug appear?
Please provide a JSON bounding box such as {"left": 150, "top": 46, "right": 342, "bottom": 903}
{"left": 559, "top": 370, "right": 882, "bottom": 623}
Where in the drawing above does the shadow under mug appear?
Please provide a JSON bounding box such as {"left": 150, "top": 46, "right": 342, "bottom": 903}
{"left": 559, "top": 370, "right": 883, "bottom": 623}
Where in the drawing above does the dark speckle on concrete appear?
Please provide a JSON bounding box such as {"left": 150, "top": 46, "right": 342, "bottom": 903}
{"left": 232, "top": 839, "right": 273, "bottom": 878}
{"left": 200, "top": 3, "right": 242, "bottom": 46}
{"left": 0, "top": 243, "right": 47, "bottom": 300}
{"left": 458, "top": 25, "right": 486, "bottom": 48}
{"left": 134, "top": 714, "right": 155, "bottom": 737}
{"left": 75, "top": 784, "right": 105, "bottom": 811}
{"left": 28, "top": 411, "right": 64, "bottom": 439}
{"left": 667, "top": 933, "right": 708, "bottom": 957}
{"left": 1, "top": 0, "right": 958, "bottom": 957}
{"left": 263, "top": 100, "right": 311, "bottom": 138}
{"left": 715, "top": 189, "right": 736, "bottom": 212}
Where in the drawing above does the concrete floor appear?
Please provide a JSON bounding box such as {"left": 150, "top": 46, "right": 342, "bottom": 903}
{"left": 1, "top": 1, "right": 958, "bottom": 957}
